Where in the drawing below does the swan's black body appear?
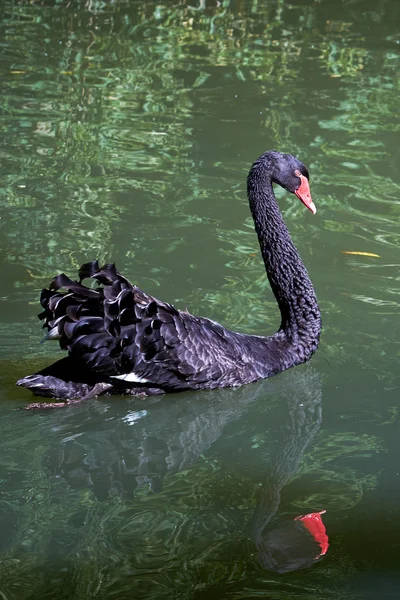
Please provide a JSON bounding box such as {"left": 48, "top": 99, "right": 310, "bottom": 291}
{"left": 17, "top": 151, "right": 321, "bottom": 404}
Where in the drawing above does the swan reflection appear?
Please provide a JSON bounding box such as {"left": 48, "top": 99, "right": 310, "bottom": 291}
{"left": 43, "top": 366, "right": 324, "bottom": 573}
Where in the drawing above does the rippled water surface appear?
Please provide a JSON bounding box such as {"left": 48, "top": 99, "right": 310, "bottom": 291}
{"left": 1, "top": 0, "right": 400, "bottom": 597}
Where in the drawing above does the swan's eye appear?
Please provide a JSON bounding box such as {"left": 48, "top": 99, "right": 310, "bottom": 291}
{"left": 294, "top": 170, "right": 302, "bottom": 178}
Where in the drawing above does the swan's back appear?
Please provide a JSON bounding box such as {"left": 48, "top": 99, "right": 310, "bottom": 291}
{"left": 18, "top": 261, "right": 277, "bottom": 399}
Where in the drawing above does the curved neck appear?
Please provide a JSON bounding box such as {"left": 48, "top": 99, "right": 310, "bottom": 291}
{"left": 247, "top": 164, "right": 321, "bottom": 359}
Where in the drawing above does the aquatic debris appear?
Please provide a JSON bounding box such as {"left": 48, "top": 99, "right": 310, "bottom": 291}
{"left": 342, "top": 251, "right": 380, "bottom": 258}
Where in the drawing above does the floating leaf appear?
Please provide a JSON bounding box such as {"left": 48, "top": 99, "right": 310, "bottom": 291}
{"left": 342, "top": 251, "right": 380, "bottom": 258}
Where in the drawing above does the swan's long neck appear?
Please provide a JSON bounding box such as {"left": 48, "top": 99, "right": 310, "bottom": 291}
{"left": 247, "top": 164, "right": 321, "bottom": 361}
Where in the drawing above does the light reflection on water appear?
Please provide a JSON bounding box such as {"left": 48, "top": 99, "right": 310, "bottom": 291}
{"left": 1, "top": 0, "right": 400, "bottom": 597}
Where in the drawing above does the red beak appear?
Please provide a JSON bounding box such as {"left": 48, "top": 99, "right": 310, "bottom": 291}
{"left": 295, "top": 174, "right": 316, "bottom": 214}
{"left": 294, "top": 510, "right": 328, "bottom": 558}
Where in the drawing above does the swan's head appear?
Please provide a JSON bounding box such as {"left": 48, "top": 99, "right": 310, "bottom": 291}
{"left": 251, "top": 151, "right": 316, "bottom": 214}
{"left": 272, "top": 151, "right": 316, "bottom": 215}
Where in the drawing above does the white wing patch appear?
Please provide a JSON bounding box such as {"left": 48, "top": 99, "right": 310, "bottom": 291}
{"left": 111, "top": 373, "right": 149, "bottom": 384}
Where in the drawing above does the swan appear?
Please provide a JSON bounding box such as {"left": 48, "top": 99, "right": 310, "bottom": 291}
{"left": 17, "top": 150, "right": 321, "bottom": 405}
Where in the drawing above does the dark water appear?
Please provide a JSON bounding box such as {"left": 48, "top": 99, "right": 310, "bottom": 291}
{"left": 1, "top": 0, "right": 400, "bottom": 597}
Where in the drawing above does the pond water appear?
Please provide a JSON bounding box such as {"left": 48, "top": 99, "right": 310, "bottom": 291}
{"left": 1, "top": 0, "right": 400, "bottom": 597}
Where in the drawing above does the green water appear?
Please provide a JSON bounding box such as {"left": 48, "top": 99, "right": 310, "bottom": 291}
{"left": 1, "top": 0, "right": 400, "bottom": 597}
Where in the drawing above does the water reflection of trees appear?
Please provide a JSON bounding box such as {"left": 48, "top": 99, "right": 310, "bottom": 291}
{"left": 2, "top": 0, "right": 399, "bottom": 282}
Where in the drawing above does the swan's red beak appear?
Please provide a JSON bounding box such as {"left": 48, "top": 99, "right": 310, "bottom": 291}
{"left": 295, "top": 174, "right": 316, "bottom": 214}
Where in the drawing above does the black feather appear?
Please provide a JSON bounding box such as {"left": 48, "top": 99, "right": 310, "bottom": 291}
{"left": 78, "top": 260, "right": 100, "bottom": 282}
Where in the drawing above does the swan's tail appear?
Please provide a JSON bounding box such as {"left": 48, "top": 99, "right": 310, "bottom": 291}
{"left": 16, "top": 355, "right": 163, "bottom": 408}
{"left": 16, "top": 356, "right": 108, "bottom": 400}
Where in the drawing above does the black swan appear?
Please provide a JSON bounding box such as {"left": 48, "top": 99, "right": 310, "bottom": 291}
{"left": 17, "top": 150, "right": 321, "bottom": 405}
